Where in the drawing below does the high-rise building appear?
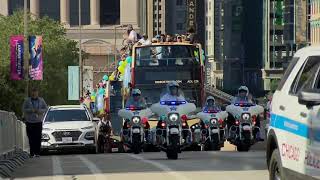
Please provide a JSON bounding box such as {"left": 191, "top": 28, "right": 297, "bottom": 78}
{"left": 205, "top": 0, "right": 224, "bottom": 88}
{"left": 222, "top": 0, "right": 264, "bottom": 93}
{"left": 262, "top": 0, "right": 309, "bottom": 91}
{"left": 311, "top": 0, "right": 320, "bottom": 45}
{"left": 147, "top": 0, "right": 205, "bottom": 45}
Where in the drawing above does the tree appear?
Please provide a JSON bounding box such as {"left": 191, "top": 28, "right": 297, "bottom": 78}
{"left": 0, "top": 11, "right": 79, "bottom": 116}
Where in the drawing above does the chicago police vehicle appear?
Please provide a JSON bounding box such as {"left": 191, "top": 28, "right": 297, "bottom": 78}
{"left": 267, "top": 46, "right": 320, "bottom": 180}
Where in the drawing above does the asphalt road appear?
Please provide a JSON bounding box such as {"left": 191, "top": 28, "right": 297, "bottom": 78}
{"left": 11, "top": 147, "right": 268, "bottom": 180}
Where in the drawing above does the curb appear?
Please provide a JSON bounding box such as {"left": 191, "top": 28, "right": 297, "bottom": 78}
{"left": 0, "top": 151, "right": 29, "bottom": 179}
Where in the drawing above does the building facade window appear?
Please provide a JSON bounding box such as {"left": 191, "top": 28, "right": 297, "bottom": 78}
{"left": 101, "top": 0, "right": 120, "bottom": 25}
{"left": 176, "top": 23, "right": 183, "bottom": 30}
{"left": 176, "top": 0, "right": 183, "bottom": 6}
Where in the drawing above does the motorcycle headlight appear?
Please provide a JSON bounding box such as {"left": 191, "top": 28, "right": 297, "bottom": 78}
{"left": 210, "top": 118, "right": 217, "bottom": 125}
{"left": 242, "top": 113, "right": 251, "bottom": 121}
{"left": 132, "top": 117, "right": 140, "bottom": 124}
{"left": 169, "top": 113, "right": 179, "bottom": 122}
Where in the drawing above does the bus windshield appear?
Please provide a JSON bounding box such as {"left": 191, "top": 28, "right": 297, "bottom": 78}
{"left": 135, "top": 45, "right": 200, "bottom": 67}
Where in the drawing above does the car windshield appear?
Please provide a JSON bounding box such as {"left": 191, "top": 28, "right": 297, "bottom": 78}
{"left": 45, "top": 109, "right": 89, "bottom": 122}
{"left": 135, "top": 45, "right": 200, "bottom": 67}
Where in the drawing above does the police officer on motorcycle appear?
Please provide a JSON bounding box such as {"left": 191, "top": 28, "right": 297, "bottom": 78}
{"left": 200, "top": 96, "right": 221, "bottom": 128}
{"left": 125, "top": 89, "right": 147, "bottom": 108}
{"left": 203, "top": 96, "right": 221, "bottom": 112}
{"left": 159, "top": 81, "right": 189, "bottom": 143}
{"left": 123, "top": 89, "right": 150, "bottom": 139}
{"left": 160, "top": 81, "right": 186, "bottom": 102}
{"left": 232, "top": 86, "right": 253, "bottom": 103}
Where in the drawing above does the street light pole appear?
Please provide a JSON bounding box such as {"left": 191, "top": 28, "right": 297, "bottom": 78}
{"left": 24, "top": 0, "right": 29, "bottom": 97}
{"left": 79, "top": 0, "right": 83, "bottom": 98}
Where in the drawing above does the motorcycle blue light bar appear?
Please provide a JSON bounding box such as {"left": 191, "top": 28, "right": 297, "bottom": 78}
{"left": 160, "top": 101, "right": 187, "bottom": 105}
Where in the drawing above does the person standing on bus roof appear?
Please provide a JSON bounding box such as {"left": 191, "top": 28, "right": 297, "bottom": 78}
{"left": 160, "top": 81, "right": 186, "bottom": 102}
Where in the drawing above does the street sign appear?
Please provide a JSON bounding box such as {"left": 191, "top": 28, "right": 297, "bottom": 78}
{"left": 68, "top": 66, "right": 79, "bottom": 100}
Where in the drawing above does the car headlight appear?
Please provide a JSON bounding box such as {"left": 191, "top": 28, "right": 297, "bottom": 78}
{"left": 242, "top": 113, "right": 251, "bottom": 121}
{"left": 132, "top": 117, "right": 140, "bottom": 124}
{"left": 85, "top": 131, "right": 95, "bottom": 140}
{"left": 169, "top": 113, "right": 179, "bottom": 122}
{"left": 42, "top": 128, "right": 52, "bottom": 131}
{"left": 81, "top": 126, "right": 94, "bottom": 130}
{"left": 42, "top": 133, "right": 50, "bottom": 140}
{"left": 210, "top": 118, "right": 217, "bottom": 125}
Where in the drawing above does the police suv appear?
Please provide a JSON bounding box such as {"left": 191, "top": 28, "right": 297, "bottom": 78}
{"left": 267, "top": 46, "right": 320, "bottom": 180}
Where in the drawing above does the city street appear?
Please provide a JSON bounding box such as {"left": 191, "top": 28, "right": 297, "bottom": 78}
{"left": 11, "top": 143, "right": 268, "bottom": 180}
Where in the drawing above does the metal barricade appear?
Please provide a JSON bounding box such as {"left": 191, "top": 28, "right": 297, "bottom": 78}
{"left": 0, "top": 110, "right": 29, "bottom": 159}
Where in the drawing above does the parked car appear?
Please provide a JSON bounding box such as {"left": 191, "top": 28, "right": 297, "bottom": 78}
{"left": 41, "top": 105, "right": 100, "bottom": 153}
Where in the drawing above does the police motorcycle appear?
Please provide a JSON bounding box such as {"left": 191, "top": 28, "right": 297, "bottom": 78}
{"left": 226, "top": 86, "right": 264, "bottom": 151}
{"left": 118, "top": 105, "right": 152, "bottom": 154}
{"left": 150, "top": 94, "right": 196, "bottom": 159}
{"left": 194, "top": 107, "right": 228, "bottom": 151}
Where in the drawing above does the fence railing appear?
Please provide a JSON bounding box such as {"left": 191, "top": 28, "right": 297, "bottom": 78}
{"left": 0, "top": 110, "right": 29, "bottom": 159}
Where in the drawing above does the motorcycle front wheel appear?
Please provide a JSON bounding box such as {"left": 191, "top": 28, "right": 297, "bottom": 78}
{"left": 166, "top": 135, "right": 179, "bottom": 160}
{"left": 132, "top": 134, "right": 142, "bottom": 154}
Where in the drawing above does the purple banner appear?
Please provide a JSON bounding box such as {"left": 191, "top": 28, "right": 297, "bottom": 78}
{"left": 29, "top": 36, "right": 43, "bottom": 80}
{"left": 10, "top": 36, "right": 24, "bottom": 80}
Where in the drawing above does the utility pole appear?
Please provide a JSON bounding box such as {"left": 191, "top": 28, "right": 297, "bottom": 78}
{"left": 24, "top": 0, "right": 29, "bottom": 97}
{"left": 79, "top": 0, "right": 83, "bottom": 98}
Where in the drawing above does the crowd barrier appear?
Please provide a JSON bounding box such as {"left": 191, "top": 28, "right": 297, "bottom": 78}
{"left": 0, "top": 110, "right": 29, "bottom": 178}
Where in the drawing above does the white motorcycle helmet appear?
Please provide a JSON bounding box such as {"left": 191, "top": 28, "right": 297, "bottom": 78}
{"left": 167, "top": 81, "right": 180, "bottom": 95}
{"left": 206, "top": 96, "right": 215, "bottom": 106}
{"left": 238, "top": 86, "right": 249, "bottom": 96}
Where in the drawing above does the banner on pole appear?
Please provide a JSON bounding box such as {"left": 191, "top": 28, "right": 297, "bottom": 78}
{"left": 68, "top": 66, "right": 80, "bottom": 101}
{"left": 10, "top": 35, "right": 24, "bottom": 80}
{"left": 29, "top": 36, "right": 43, "bottom": 80}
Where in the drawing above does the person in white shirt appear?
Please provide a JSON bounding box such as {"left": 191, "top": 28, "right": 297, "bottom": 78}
{"left": 127, "top": 24, "right": 138, "bottom": 43}
{"left": 138, "top": 34, "right": 151, "bottom": 46}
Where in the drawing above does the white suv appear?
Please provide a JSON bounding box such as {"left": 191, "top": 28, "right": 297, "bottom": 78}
{"left": 41, "top": 105, "right": 99, "bottom": 153}
{"left": 267, "top": 46, "right": 320, "bottom": 180}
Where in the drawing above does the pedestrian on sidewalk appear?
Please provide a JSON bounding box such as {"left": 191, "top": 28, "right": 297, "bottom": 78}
{"left": 22, "top": 87, "right": 48, "bottom": 157}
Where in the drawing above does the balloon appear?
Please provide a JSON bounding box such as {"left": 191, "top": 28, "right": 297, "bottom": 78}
{"left": 103, "top": 75, "right": 109, "bottom": 81}
{"left": 122, "top": 61, "right": 128, "bottom": 67}
{"left": 91, "top": 95, "right": 96, "bottom": 102}
{"left": 118, "top": 61, "right": 123, "bottom": 66}
{"left": 98, "top": 88, "right": 105, "bottom": 95}
{"left": 126, "top": 56, "right": 132, "bottom": 64}
{"left": 99, "top": 82, "right": 103, "bottom": 87}
{"left": 97, "top": 95, "right": 104, "bottom": 111}
{"left": 109, "top": 75, "right": 115, "bottom": 81}
{"left": 118, "top": 66, "right": 125, "bottom": 74}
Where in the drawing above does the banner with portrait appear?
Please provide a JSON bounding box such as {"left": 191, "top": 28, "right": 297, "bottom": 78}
{"left": 29, "top": 35, "right": 43, "bottom": 80}
{"left": 10, "top": 35, "right": 24, "bottom": 80}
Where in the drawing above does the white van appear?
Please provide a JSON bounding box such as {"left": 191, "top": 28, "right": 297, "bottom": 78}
{"left": 267, "top": 46, "right": 320, "bottom": 180}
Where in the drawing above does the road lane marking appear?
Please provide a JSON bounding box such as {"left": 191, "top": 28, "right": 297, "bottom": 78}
{"left": 77, "top": 155, "right": 106, "bottom": 180}
{"left": 52, "top": 156, "right": 64, "bottom": 180}
{"left": 127, "top": 154, "right": 191, "bottom": 180}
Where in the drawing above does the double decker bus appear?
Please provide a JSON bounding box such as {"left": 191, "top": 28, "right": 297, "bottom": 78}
{"left": 130, "top": 42, "right": 205, "bottom": 108}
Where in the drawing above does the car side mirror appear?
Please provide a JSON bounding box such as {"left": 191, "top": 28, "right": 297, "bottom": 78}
{"left": 298, "top": 89, "right": 320, "bottom": 108}
{"left": 93, "top": 117, "right": 100, "bottom": 122}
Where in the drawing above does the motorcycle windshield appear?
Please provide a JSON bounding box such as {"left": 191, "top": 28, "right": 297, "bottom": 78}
{"left": 159, "top": 88, "right": 187, "bottom": 105}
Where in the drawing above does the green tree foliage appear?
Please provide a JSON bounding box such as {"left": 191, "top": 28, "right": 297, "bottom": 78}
{"left": 0, "top": 11, "right": 78, "bottom": 116}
